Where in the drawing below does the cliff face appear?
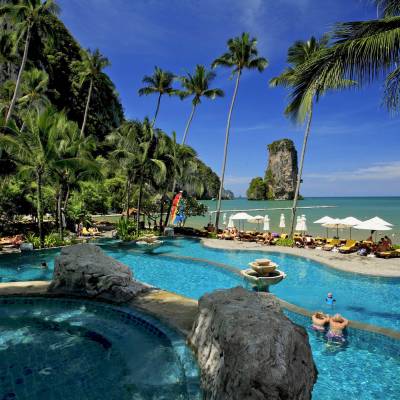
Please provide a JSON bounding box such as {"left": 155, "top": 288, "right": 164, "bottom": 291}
{"left": 265, "top": 139, "right": 298, "bottom": 200}
{"left": 246, "top": 139, "right": 298, "bottom": 200}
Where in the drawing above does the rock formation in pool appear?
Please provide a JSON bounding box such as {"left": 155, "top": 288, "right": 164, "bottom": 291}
{"left": 48, "top": 244, "right": 150, "bottom": 303}
{"left": 247, "top": 138, "right": 298, "bottom": 200}
{"left": 189, "top": 287, "right": 317, "bottom": 400}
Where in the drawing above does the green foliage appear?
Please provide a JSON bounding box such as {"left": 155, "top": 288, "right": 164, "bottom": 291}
{"left": 78, "top": 181, "right": 108, "bottom": 214}
{"left": 275, "top": 238, "right": 294, "bottom": 247}
{"left": 246, "top": 177, "right": 266, "bottom": 200}
{"left": 25, "top": 233, "right": 41, "bottom": 249}
{"left": 116, "top": 217, "right": 136, "bottom": 241}
{"left": 184, "top": 197, "right": 208, "bottom": 218}
{"left": 268, "top": 139, "right": 295, "bottom": 155}
{"left": 44, "top": 232, "right": 65, "bottom": 248}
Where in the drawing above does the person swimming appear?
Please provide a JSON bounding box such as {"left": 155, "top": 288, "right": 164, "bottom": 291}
{"left": 40, "top": 262, "right": 48, "bottom": 270}
{"left": 326, "top": 292, "right": 336, "bottom": 307}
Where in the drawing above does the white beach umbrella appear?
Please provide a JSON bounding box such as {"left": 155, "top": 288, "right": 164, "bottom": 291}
{"left": 222, "top": 213, "right": 227, "bottom": 226}
{"left": 322, "top": 218, "right": 349, "bottom": 238}
{"left": 231, "top": 212, "right": 252, "bottom": 231}
{"left": 279, "top": 213, "right": 286, "bottom": 232}
{"left": 354, "top": 220, "right": 392, "bottom": 234}
{"left": 313, "top": 216, "right": 335, "bottom": 224}
{"left": 231, "top": 212, "right": 253, "bottom": 220}
{"left": 263, "top": 215, "right": 270, "bottom": 231}
{"left": 295, "top": 216, "right": 302, "bottom": 232}
{"left": 340, "top": 216, "right": 363, "bottom": 238}
{"left": 368, "top": 216, "right": 393, "bottom": 227}
{"left": 248, "top": 215, "right": 264, "bottom": 231}
{"left": 301, "top": 215, "right": 307, "bottom": 232}
{"left": 227, "top": 215, "right": 235, "bottom": 229}
{"left": 314, "top": 215, "right": 335, "bottom": 237}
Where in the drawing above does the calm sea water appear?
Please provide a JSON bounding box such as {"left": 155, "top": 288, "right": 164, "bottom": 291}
{"left": 187, "top": 197, "right": 400, "bottom": 241}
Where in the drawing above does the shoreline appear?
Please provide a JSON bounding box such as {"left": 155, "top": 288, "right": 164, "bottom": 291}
{"left": 201, "top": 238, "right": 400, "bottom": 278}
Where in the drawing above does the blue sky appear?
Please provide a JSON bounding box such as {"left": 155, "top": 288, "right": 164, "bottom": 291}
{"left": 58, "top": 0, "right": 400, "bottom": 197}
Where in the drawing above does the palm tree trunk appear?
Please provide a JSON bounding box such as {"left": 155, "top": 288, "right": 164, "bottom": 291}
{"left": 5, "top": 27, "right": 31, "bottom": 124}
{"left": 63, "top": 184, "right": 70, "bottom": 210}
{"left": 36, "top": 171, "right": 44, "bottom": 248}
{"left": 126, "top": 178, "right": 131, "bottom": 220}
{"left": 159, "top": 194, "right": 165, "bottom": 234}
{"left": 57, "top": 185, "right": 63, "bottom": 240}
{"left": 136, "top": 174, "right": 144, "bottom": 235}
{"left": 181, "top": 103, "right": 197, "bottom": 145}
{"left": 80, "top": 78, "right": 93, "bottom": 137}
{"left": 152, "top": 93, "right": 162, "bottom": 126}
{"left": 215, "top": 70, "right": 242, "bottom": 231}
{"left": 289, "top": 104, "right": 313, "bottom": 238}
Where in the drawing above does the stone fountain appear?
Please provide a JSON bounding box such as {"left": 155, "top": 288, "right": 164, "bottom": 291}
{"left": 240, "top": 258, "right": 286, "bottom": 292}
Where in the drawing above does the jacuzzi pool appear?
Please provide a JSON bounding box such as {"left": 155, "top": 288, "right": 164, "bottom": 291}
{"left": 0, "top": 297, "right": 201, "bottom": 400}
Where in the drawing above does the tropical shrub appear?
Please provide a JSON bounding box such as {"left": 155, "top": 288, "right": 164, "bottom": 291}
{"left": 44, "top": 232, "right": 65, "bottom": 248}
{"left": 116, "top": 217, "right": 136, "bottom": 241}
{"left": 275, "top": 238, "right": 294, "bottom": 247}
{"left": 25, "top": 233, "right": 41, "bottom": 249}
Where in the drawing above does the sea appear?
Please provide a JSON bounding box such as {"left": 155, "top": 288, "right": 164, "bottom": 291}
{"left": 186, "top": 197, "right": 400, "bottom": 241}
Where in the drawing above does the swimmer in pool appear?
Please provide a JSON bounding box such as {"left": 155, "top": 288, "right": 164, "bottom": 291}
{"left": 326, "top": 292, "right": 336, "bottom": 307}
{"left": 40, "top": 262, "right": 48, "bottom": 270}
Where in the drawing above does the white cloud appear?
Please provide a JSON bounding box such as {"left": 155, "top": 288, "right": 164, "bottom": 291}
{"left": 305, "top": 161, "right": 400, "bottom": 182}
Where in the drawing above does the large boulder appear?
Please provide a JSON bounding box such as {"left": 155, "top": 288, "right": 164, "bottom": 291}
{"left": 48, "top": 244, "right": 150, "bottom": 303}
{"left": 188, "top": 287, "right": 317, "bottom": 400}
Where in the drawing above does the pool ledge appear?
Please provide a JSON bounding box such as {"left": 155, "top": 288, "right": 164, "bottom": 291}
{"left": 201, "top": 238, "right": 400, "bottom": 278}
{"left": 0, "top": 280, "right": 399, "bottom": 341}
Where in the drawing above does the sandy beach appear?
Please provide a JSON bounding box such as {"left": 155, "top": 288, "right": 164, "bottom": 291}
{"left": 202, "top": 238, "right": 400, "bottom": 278}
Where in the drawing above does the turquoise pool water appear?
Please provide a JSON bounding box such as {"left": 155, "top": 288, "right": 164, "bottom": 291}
{"left": 1, "top": 238, "right": 399, "bottom": 332}
{"left": 0, "top": 238, "right": 400, "bottom": 399}
{"left": 285, "top": 311, "right": 400, "bottom": 400}
{"left": 0, "top": 297, "right": 201, "bottom": 400}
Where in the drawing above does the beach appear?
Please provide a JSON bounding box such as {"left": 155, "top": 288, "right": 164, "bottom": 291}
{"left": 186, "top": 197, "right": 400, "bottom": 241}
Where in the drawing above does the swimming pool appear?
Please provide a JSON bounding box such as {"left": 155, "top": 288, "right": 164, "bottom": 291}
{"left": 0, "top": 297, "right": 201, "bottom": 400}
{"left": 1, "top": 238, "right": 399, "bottom": 332}
{"left": 1, "top": 238, "right": 400, "bottom": 400}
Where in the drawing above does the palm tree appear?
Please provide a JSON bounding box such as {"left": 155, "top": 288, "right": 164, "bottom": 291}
{"left": 0, "top": 31, "right": 17, "bottom": 80}
{"left": 0, "top": 106, "right": 59, "bottom": 247}
{"left": 133, "top": 119, "right": 166, "bottom": 234}
{"left": 270, "top": 36, "right": 335, "bottom": 237}
{"left": 71, "top": 48, "right": 111, "bottom": 137}
{"left": 18, "top": 68, "right": 51, "bottom": 129}
{"left": 212, "top": 32, "right": 268, "bottom": 230}
{"left": 107, "top": 121, "right": 142, "bottom": 221}
{"left": 50, "top": 114, "right": 99, "bottom": 239}
{"left": 0, "top": 0, "right": 59, "bottom": 124}
{"left": 138, "top": 66, "right": 177, "bottom": 126}
{"left": 292, "top": 1, "right": 400, "bottom": 115}
{"left": 179, "top": 65, "right": 224, "bottom": 145}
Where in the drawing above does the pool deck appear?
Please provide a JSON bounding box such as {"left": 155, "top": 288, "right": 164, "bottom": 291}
{"left": 201, "top": 238, "right": 400, "bottom": 278}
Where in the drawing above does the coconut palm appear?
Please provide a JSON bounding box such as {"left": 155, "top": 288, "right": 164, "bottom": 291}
{"left": 270, "top": 36, "right": 338, "bottom": 237}
{"left": 71, "top": 48, "right": 111, "bottom": 137}
{"left": 138, "top": 66, "right": 177, "bottom": 126}
{"left": 212, "top": 32, "right": 268, "bottom": 229}
{"left": 0, "top": 106, "right": 60, "bottom": 247}
{"left": 107, "top": 121, "right": 142, "bottom": 221}
{"left": 292, "top": 1, "right": 400, "bottom": 116}
{"left": 50, "top": 114, "right": 99, "bottom": 239}
{"left": 179, "top": 65, "right": 224, "bottom": 145}
{"left": 0, "top": 0, "right": 59, "bottom": 124}
{"left": 18, "top": 68, "right": 51, "bottom": 122}
{"left": 0, "top": 31, "right": 17, "bottom": 80}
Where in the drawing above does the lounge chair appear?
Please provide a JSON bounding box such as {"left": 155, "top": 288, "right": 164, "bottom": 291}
{"left": 339, "top": 240, "right": 358, "bottom": 254}
{"left": 323, "top": 238, "right": 340, "bottom": 251}
{"left": 82, "top": 227, "right": 92, "bottom": 236}
{"left": 376, "top": 249, "right": 400, "bottom": 259}
{"left": 89, "top": 227, "right": 101, "bottom": 236}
